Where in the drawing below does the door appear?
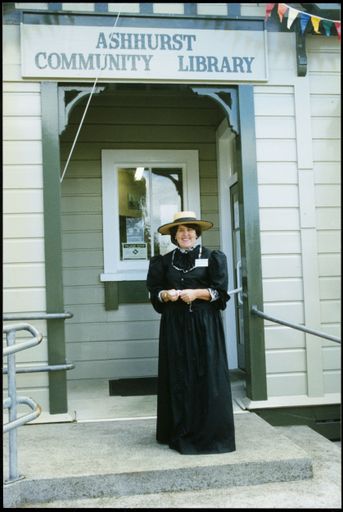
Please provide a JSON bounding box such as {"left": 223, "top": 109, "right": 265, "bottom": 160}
{"left": 217, "top": 120, "right": 245, "bottom": 370}
{"left": 230, "top": 182, "right": 245, "bottom": 369}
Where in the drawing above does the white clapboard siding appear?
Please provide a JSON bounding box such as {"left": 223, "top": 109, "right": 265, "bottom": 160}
{"left": 255, "top": 117, "right": 296, "bottom": 139}
{"left": 3, "top": 165, "right": 44, "bottom": 189}
{"left": 260, "top": 232, "right": 301, "bottom": 254}
{"left": 3, "top": 239, "right": 45, "bottom": 263}
{"left": 3, "top": 189, "right": 44, "bottom": 214}
{"left": 317, "top": 231, "right": 341, "bottom": 253}
{"left": 255, "top": 80, "right": 305, "bottom": 397}
{"left": 2, "top": 93, "right": 41, "bottom": 116}
{"left": 3, "top": 214, "right": 44, "bottom": 238}
{"left": 261, "top": 255, "right": 302, "bottom": 278}
{"left": 254, "top": 33, "right": 341, "bottom": 401}
{"left": 3, "top": 141, "right": 43, "bottom": 165}
{"left": 310, "top": 96, "right": 340, "bottom": 118}
{"left": 267, "top": 373, "right": 307, "bottom": 396}
{"left": 3, "top": 288, "right": 46, "bottom": 312}
{"left": 3, "top": 263, "right": 46, "bottom": 288}
{"left": 3, "top": 76, "right": 48, "bottom": 407}
{"left": 259, "top": 208, "right": 300, "bottom": 230}
{"left": 311, "top": 117, "right": 341, "bottom": 139}
{"left": 319, "top": 277, "right": 341, "bottom": 300}
{"left": 258, "top": 185, "right": 299, "bottom": 207}
{"left": 315, "top": 184, "right": 340, "bottom": 206}
{"left": 318, "top": 254, "right": 341, "bottom": 277}
{"left": 316, "top": 208, "right": 341, "bottom": 230}
{"left": 323, "top": 372, "right": 341, "bottom": 394}
{"left": 3, "top": 117, "right": 42, "bottom": 140}
{"left": 322, "top": 346, "right": 341, "bottom": 370}
{"left": 264, "top": 326, "right": 305, "bottom": 350}
{"left": 308, "top": 36, "right": 341, "bottom": 395}
{"left": 257, "top": 162, "right": 298, "bottom": 185}
{"left": 262, "top": 278, "right": 303, "bottom": 302}
{"left": 314, "top": 162, "right": 340, "bottom": 184}
{"left": 62, "top": 89, "right": 223, "bottom": 380}
{"left": 263, "top": 302, "right": 304, "bottom": 326}
{"left": 266, "top": 349, "right": 307, "bottom": 373}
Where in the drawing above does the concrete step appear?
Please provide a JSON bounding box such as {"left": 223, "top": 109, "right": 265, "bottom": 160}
{"left": 3, "top": 413, "right": 313, "bottom": 508}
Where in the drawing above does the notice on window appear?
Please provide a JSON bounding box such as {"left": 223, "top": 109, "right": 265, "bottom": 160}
{"left": 122, "top": 243, "right": 147, "bottom": 260}
{"left": 126, "top": 217, "right": 144, "bottom": 242}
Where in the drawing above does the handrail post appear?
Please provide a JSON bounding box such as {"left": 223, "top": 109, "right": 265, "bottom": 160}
{"left": 6, "top": 329, "right": 23, "bottom": 483}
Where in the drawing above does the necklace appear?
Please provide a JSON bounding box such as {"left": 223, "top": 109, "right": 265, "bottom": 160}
{"left": 171, "top": 246, "right": 202, "bottom": 273}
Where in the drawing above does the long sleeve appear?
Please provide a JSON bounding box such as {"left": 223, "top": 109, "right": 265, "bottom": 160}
{"left": 207, "top": 250, "right": 230, "bottom": 310}
{"left": 146, "top": 255, "right": 167, "bottom": 314}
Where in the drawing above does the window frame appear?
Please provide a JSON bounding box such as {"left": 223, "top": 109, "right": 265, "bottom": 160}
{"left": 101, "top": 149, "right": 200, "bottom": 281}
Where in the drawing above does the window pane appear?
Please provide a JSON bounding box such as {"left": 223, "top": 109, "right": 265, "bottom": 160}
{"left": 118, "top": 167, "right": 149, "bottom": 261}
{"left": 117, "top": 166, "right": 183, "bottom": 260}
{"left": 151, "top": 168, "right": 183, "bottom": 255}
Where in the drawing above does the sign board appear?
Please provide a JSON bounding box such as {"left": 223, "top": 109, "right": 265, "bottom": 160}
{"left": 21, "top": 24, "right": 268, "bottom": 82}
{"left": 122, "top": 243, "right": 147, "bottom": 260}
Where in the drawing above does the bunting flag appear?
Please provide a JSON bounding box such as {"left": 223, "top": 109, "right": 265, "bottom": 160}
{"left": 265, "top": 3, "right": 341, "bottom": 40}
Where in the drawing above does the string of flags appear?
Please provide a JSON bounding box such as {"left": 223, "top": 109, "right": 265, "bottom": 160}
{"left": 265, "top": 3, "right": 341, "bottom": 40}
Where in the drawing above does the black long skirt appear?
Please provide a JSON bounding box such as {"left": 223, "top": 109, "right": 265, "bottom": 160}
{"left": 156, "top": 300, "right": 236, "bottom": 455}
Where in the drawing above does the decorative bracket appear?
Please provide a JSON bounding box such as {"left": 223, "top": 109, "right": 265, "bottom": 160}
{"left": 191, "top": 86, "right": 239, "bottom": 134}
{"left": 296, "top": 31, "right": 307, "bottom": 77}
{"left": 58, "top": 85, "right": 105, "bottom": 135}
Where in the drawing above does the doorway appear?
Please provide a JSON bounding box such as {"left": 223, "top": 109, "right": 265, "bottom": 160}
{"left": 59, "top": 84, "right": 250, "bottom": 419}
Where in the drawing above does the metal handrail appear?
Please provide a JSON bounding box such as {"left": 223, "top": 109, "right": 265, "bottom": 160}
{"left": 3, "top": 396, "right": 42, "bottom": 433}
{"left": 3, "top": 315, "right": 74, "bottom": 484}
{"left": 3, "top": 324, "right": 43, "bottom": 483}
{"left": 251, "top": 305, "right": 341, "bottom": 344}
{"left": 3, "top": 363, "right": 75, "bottom": 374}
{"left": 3, "top": 323, "right": 43, "bottom": 356}
{"left": 3, "top": 312, "right": 73, "bottom": 321}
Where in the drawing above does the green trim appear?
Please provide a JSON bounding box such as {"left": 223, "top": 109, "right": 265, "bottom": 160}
{"left": 237, "top": 85, "right": 267, "bottom": 401}
{"left": 41, "top": 82, "right": 68, "bottom": 414}
{"left": 105, "top": 281, "right": 150, "bottom": 310}
{"left": 119, "top": 281, "right": 150, "bottom": 304}
{"left": 254, "top": 404, "right": 341, "bottom": 441}
{"left": 104, "top": 282, "right": 119, "bottom": 310}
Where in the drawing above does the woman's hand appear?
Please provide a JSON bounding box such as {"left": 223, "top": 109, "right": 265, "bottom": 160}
{"left": 179, "top": 289, "right": 198, "bottom": 304}
{"left": 179, "top": 289, "right": 211, "bottom": 304}
{"left": 162, "top": 289, "right": 180, "bottom": 302}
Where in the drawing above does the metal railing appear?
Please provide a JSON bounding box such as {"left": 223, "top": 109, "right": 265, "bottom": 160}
{"left": 3, "top": 312, "right": 74, "bottom": 484}
{"left": 251, "top": 305, "right": 341, "bottom": 344}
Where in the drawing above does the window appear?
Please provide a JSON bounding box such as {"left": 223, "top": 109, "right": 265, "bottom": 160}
{"left": 101, "top": 150, "right": 200, "bottom": 281}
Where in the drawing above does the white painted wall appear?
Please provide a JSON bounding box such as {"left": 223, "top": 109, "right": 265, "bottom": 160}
{"left": 3, "top": 25, "right": 50, "bottom": 412}
{"left": 255, "top": 33, "right": 341, "bottom": 404}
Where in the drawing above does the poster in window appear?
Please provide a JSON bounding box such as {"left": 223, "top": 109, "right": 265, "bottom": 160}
{"left": 126, "top": 217, "right": 144, "bottom": 242}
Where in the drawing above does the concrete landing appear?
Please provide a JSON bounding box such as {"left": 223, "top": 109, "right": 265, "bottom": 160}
{"left": 3, "top": 413, "right": 313, "bottom": 508}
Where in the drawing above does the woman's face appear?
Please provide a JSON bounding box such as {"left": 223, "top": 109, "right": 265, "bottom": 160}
{"left": 175, "top": 225, "right": 197, "bottom": 250}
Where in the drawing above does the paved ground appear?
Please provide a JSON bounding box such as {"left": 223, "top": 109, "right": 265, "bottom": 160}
{"left": 8, "top": 423, "right": 341, "bottom": 509}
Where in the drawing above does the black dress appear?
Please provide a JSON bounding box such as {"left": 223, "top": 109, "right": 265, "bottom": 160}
{"left": 146, "top": 245, "right": 236, "bottom": 455}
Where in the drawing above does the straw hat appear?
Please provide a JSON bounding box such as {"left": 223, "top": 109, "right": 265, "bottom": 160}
{"left": 158, "top": 211, "right": 213, "bottom": 235}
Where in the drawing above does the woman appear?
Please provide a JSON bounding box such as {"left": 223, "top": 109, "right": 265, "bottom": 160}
{"left": 146, "top": 211, "right": 236, "bottom": 455}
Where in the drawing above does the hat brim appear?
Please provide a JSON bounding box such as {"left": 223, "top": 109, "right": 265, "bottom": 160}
{"left": 158, "top": 218, "right": 213, "bottom": 235}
